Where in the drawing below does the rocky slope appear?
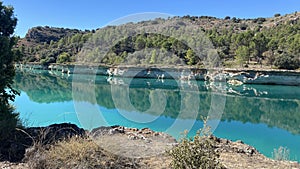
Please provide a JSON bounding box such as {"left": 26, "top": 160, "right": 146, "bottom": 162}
{"left": 24, "top": 26, "right": 84, "bottom": 44}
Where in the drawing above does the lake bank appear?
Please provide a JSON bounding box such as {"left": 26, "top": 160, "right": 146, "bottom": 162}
{"left": 1, "top": 123, "right": 299, "bottom": 169}
{"left": 15, "top": 63, "right": 300, "bottom": 86}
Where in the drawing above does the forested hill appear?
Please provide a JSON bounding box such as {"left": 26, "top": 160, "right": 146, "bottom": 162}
{"left": 15, "top": 11, "right": 300, "bottom": 69}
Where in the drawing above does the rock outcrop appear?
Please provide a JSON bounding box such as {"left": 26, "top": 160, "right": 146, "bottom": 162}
{"left": 90, "top": 125, "right": 177, "bottom": 158}
{"left": 25, "top": 123, "right": 86, "bottom": 145}
{"left": 225, "top": 69, "right": 300, "bottom": 86}
{"left": 207, "top": 69, "right": 300, "bottom": 86}
{"left": 0, "top": 123, "right": 85, "bottom": 162}
{"left": 25, "top": 26, "right": 82, "bottom": 44}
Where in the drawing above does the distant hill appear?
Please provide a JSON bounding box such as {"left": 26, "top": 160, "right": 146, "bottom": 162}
{"left": 15, "top": 11, "right": 300, "bottom": 69}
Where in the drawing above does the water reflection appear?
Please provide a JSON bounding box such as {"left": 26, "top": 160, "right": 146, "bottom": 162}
{"left": 13, "top": 70, "right": 300, "bottom": 134}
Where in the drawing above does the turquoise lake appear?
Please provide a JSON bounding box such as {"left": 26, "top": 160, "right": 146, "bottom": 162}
{"left": 12, "top": 69, "right": 300, "bottom": 162}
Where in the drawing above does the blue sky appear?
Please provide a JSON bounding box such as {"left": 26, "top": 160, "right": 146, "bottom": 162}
{"left": 3, "top": 0, "right": 300, "bottom": 37}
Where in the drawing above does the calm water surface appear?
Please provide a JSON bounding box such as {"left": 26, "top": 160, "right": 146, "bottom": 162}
{"left": 13, "top": 70, "right": 300, "bottom": 161}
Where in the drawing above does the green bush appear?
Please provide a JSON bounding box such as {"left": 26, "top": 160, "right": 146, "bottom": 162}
{"left": 274, "top": 54, "right": 299, "bottom": 70}
{"left": 240, "top": 23, "right": 248, "bottom": 30}
{"left": 253, "top": 17, "right": 266, "bottom": 24}
{"left": 57, "top": 52, "right": 71, "bottom": 63}
{"left": 274, "top": 13, "right": 281, "bottom": 17}
{"left": 167, "top": 121, "right": 224, "bottom": 169}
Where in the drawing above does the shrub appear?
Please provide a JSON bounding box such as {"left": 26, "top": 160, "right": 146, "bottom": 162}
{"left": 232, "top": 17, "right": 241, "bottom": 23}
{"left": 57, "top": 52, "right": 71, "bottom": 63}
{"left": 274, "top": 13, "right": 281, "bottom": 17}
{"left": 274, "top": 54, "right": 299, "bottom": 70}
{"left": 167, "top": 121, "right": 224, "bottom": 169}
{"left": 240, "top": 23, "right": 248, "bottom": 30}
{"left": 224, "top": 16, "right": 231, "bottom": 20}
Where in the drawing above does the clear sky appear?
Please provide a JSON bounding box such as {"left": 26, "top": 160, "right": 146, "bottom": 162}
{"left": 2, "top": 0, "right": 300, "bottom": 37}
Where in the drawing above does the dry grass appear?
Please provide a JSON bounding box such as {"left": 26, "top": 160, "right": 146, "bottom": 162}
{"left": 25, "top": 137, "right": 139, "bottom": 169}
{"left": 46, "top": 137, "right": 105, "bottom": 168}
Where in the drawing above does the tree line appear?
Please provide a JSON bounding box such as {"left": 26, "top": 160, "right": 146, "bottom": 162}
{"left": 16, "top": 12, "right": 300, "bottom": 69}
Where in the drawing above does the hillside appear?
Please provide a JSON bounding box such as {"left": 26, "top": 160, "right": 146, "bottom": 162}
{"left": 15, "top": 11, "right": 300, "bottom": 69}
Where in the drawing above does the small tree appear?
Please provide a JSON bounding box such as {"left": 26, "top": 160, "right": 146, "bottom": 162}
{"left": 134, "top": 36, "right": 146, "bottom": 50}
{"left": 262, "top": 50, "right": 275, "bottom": 67}
{"left": 57, "top": 52, "right": 71, "bottom": 63}
{"left": 274, "top": 53, "right": 299, "bottom": 70}
{"left": 274, "top": 13, "right": 281, "bottom": 17}
{"left": 235, "top": 45, "right": 250, "bottom": 67}
{"left": 253, "top": 33, "right": 268, "bottom": 61}
{"left": 185, "top": 49, "right": 196, "bottom": 65}
{"left": 0, "top": 1, "right": 19, "bottom": 141}
{"left": 224, "top": 16, "right": 231, "bottom": 20}
{"left": 150, "top": 49, "right": 157, "bottom": 64}
{"left": 240, "top": 23, "right": 248, "bottom": 30}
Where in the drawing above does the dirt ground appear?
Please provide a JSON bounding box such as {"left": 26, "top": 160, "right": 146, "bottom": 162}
{"left": 1, "top": 126, "right": 299, "bottom": 169}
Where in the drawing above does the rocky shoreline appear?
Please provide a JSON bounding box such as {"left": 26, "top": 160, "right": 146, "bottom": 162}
{"left": 0, "top": 123, "right": 299, "bottom": 168}
{"left": 217, "top": 68, "right": 300, "bottom": 86}
{"left": 16, "top": 63, "right": 300, "bottom": 86}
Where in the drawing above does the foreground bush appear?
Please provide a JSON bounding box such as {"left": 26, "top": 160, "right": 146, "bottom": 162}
{"left": 25, "top": 137, "right": 139, "bottom": 169}
{"left": 167, "top": 129, "right": 224, "bottom": 169}
{"left": 0, "top": 105, "right": 18, "bottom": 142}
{"left": 0, "top": 1, "right": 19, "bottom": 144}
